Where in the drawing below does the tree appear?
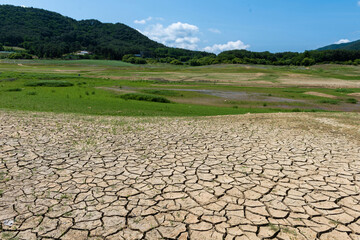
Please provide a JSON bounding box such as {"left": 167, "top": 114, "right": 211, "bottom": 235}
{"left": 301, "top": 57, "right": 315, "bottom": 66}
{"left": 189, "top": 59, "right": 201, "bottom": 66}
{"left": 8, "top": 52, "right": 32, "bottom": 59}
{"left": 134, "top": 58, "right": 147, "bottom": 64}
{"left": 122, "top": 54, "right": 134, "bottom": 62}
{"left": 170, "top": 59, "right": 183, "bottom": 65}
{"left": 122, "top": 54, "right": 147, "bottom": 64}
{"left": 0, "top": 43, "right": 4, "bottom": 51}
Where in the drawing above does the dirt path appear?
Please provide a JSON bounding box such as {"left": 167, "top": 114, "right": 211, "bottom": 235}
{"left": 0, "top": 111, "right": 359, "bottom": 240}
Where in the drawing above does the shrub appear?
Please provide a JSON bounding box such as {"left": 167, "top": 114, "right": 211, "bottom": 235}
{"left": 335, "top": 88, "right": 354, "bottom": 93}
{"left": 301, "top": 57, "right": 316, "bottom": 66}
{"left": 318, "top": 99, "right": 339, "bottom": 105}
{"left": 119, "top": 93, "right": 171, "bottom": 103}
{"left": 232, "top": 58, "right": 244, "bottom": 64}
{"left": 346, "top": 98, "right": 358, "bottom": 104}
{"left": 122, "top": 54, "right": 134, "bottom": 62}
{"left": 77, "top": 82, "right": 87, "bottom": 86}
{"left": 189, "top": 59, "right": 201, "bottom": 66}
{"left": 6, "top": 88, "right": 22, "bottom": 92}
{"left": 8, "top": 52, "right": 32, "bottom": 59}
{"left": 134, "top": 58, "right": 147, "bottom": 64}
{"left": 25, "top": 80, "right": 74, "bottom": 87}
{"left": 122, "top": 54, "right": 147, "bottom": 64}
{"left": 170, "top": 59, "right": 183, "bottom": 65}
{"left": 141, "top": 89, "right": 179, "bottom": 97}
{"left": 158, "top": 57, "right": 176, "bottom": 63}
{"left": 179, "top": 56, "right": 190, "bottom": 62}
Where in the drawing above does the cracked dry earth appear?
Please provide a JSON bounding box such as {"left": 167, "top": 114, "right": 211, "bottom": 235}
{"left": 0, "top": 111, "right": 360, "bottom": 240}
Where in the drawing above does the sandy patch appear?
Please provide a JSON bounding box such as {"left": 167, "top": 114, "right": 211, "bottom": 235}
{"left": 305, "top": 92, "right": 337, "bottom": 99}
{"left": 348, "top": 93, "right": 360, "bottom": 97}
{"left": 54, "top": 69, "right": 82, "bottom": 72}
{"left": 96, "top": 86, "right": 135, "bottom": 94}
{"left": 279, "top": 74, "right": 360, "bottom": 88}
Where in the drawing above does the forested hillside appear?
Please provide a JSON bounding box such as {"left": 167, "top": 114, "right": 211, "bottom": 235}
{"left": 0, "top": 5, "right": 212, "bottom": 59}
{"left": 318, "top": 40, "right": 360, "bottom": 51}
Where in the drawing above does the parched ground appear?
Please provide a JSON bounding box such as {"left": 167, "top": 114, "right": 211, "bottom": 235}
{"left": 0, "top": 111, "right": 360, "bottom": 240}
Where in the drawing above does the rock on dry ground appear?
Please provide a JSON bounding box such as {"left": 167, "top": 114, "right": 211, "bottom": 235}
{"left": 0, "top": 110, "right": 359, "bottom": 240}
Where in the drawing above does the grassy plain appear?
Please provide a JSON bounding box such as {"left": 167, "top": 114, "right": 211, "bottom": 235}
{"left": 0, "top": 59, "right": 359, "bottom": 116}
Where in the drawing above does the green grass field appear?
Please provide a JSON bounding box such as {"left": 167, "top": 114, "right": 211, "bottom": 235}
{"left": 0, "top": 59, "right": 359, "bottom": 116}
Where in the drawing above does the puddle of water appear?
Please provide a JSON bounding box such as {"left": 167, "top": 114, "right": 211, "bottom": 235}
{"left": 3, "top": 219, "right": 14, "bottom": 226}
{"left": 169, "top": 89, "right": 304, "bottom": 103}
{"left": 337, "top": 103, "right": 360, "bottom": 112}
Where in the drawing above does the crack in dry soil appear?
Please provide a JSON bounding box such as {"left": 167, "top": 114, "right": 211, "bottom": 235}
{"left": 0, "top": 111, "right": 359, "bottom": 240}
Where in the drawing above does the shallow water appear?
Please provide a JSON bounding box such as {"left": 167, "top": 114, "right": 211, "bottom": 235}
{"left": 170, "top": 88, "right": 304, "bottom": 103}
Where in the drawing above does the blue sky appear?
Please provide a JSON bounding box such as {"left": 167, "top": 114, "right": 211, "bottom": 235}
{"left": 1, "top": 0, "right": 360, "bottom": 53}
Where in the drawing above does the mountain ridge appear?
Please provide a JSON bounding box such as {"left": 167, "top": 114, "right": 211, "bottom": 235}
{"left": 317, "top": 39, "right": 360, "bottom": 51}
{"left": 0, "top": 4, "right": 212, "bottom": 59}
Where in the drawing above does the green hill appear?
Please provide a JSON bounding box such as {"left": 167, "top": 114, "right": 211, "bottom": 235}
{"left": 0, "top": 5, "right": 211, "bottom": 59}
{"left": 317, "top": 40, "right": 360, "bottom": 51}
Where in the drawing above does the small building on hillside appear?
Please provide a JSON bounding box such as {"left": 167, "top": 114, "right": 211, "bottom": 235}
{"left": 75, "top": 50, "right": 92, "bottom": 56}
{"left": 134, "top": 51, "right": 145, "bottom": 58}
{"left": 0, "top": 51, "right": 15, "bottom": 54}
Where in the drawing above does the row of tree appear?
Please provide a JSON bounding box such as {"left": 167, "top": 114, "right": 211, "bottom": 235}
{"left": 213, "top": 49, "right": 360, "bottom": 66}
{"left": 121, "top": 49, "right": 360, "bottom": 66}
{"left": 3, "top": 40, "right": 360, "bottom": 66}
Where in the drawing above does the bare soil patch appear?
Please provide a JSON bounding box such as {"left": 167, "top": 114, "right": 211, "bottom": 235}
{"left": 54, "top": 69, "right": 82, "bottom": 72}
{"left": 279, "top": 74, "right": 360, "bottom": 88}
{"left": 1, "top": 111, "right": 359, "bottom": 239}
{"left": 96, "top": 86, "right": 135, "bottom": 94}
{"left": 305, "top": 91, "right": 337, "bottom": 99}
{"left": 348, "top": 92, "right": 360, "bottom": 97}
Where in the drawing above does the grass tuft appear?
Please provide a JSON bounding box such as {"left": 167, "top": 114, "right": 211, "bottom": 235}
{"left": 318, "top": 99, "right": 339, "bottom": 105}
{"left": 335, "top": 88, "right": 355, "bottom": 93}
{"left": 141, "top": 89, "right": 180, "bottom": 97}
{"left": 6, "top": 88, "right": 22, "bottom": 92}
{"left": 346, "top": 98, "right": 358, "bottom": 104}
{"left": 119, "top": 93, "right": 171, "bottom": 103}
{"left": 25, "top": 80, "right": 74, "bottom": 87}
{"left": 27, "top": 91, "right": 37, "bottom": 95}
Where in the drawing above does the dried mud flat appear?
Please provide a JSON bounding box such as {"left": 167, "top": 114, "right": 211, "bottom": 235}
{"left": 0, "top": 110, "right": 360, "bottom": 240}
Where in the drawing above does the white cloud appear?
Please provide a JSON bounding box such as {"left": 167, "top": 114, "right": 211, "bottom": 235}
{"left": 208, "top": 28, "right": 221, "bottom": 34}
{"left": 335, "top": 39, "right": 350, "bottom": 44}
{"left": 134, "top": 17, "right": 153, "bottom": 25}
{"left": 204, "top": 40, "right": 250, "bottom": 53}
{"left": 142, "top": 22, "right": 200, "bottom": 50}
{"left": 358, "top": 1, "right": 360, "bottom": 6}
{"left": 134, "top": 19, "right": 146, "bottom": 24}
{"left": 139, "top": 21, "right": 247, "bottom": 52}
